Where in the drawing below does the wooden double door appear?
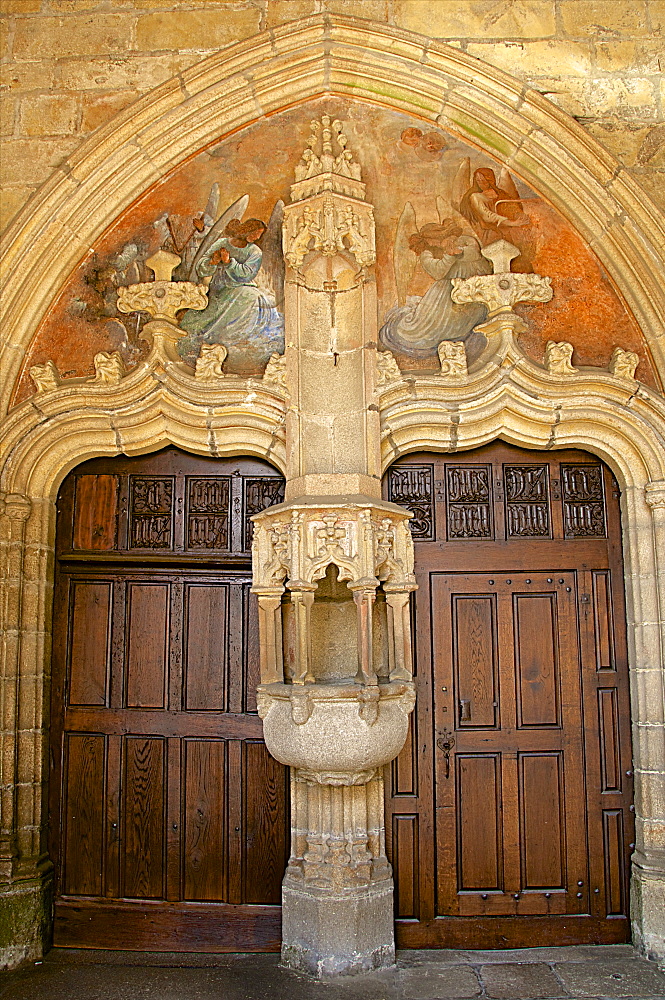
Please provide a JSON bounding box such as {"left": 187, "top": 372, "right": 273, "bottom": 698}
{"left": 50, "top": 443, "right": 633, "bottom": 951}
{"left": 49, "top": 449, "right": 289, "bottom": 951}
{"left": 383, "top": 443, "right": 634, "bottom": 948}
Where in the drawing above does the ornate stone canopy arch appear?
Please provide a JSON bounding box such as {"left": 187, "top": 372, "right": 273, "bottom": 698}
{"left": 1, "top": 12, "right": 664, "bottom": 971}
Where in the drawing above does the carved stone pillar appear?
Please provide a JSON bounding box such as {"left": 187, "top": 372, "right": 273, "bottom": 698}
{"left": 252, "top": 116, "right": 416, "bottom": 977}
{"left": 631, "top": 482, "right": 665, "bottom": 959}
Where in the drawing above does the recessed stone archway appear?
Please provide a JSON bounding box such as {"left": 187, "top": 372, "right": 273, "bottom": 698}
{"left": 1, "top": 12, "right": 665, "bottom": 970}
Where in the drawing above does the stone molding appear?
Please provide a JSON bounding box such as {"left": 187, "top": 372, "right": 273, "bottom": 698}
{"left": 1, "top": 14, "right": 664, "bottom": 417}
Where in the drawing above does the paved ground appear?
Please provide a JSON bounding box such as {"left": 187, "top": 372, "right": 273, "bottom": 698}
{"left": 1, "top": 945, "right": 664, "bottom": 999}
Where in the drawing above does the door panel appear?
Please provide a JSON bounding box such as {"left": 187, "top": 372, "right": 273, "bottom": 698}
{"left": 384, "top": 443, "right": 633, "bottom": 948}
{"left": 50, "top": 449, "right": 288, "bottom": 952}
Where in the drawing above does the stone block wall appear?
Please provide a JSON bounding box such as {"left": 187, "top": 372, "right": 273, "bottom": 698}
{"left": 0, "top": 0, "right": 664, "bottom": 235}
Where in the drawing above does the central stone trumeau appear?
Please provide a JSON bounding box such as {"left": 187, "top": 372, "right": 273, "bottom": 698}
{"left": 250, "top": 116, "right": 417, "bottom": 977}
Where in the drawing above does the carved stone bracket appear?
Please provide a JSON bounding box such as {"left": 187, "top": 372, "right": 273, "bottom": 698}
{"left": 545, "top": 340, "right": 578, "bottom": 376}
{"left": 194, "top": 343, "right": 227, "bottom": 380}
{"left": 609, "top": 347, "right": 640, "bottom": 380}
{"left": 263, "top": 352, "right": 288, "bottom": 389}
{"left": 376, "top": 351, "right": 402, "bottom": 387}
{"left": 451, "top": 239, "right": 553, "bottom": 318}
{"left": 437, "top": 341, "right": 468, "bottom": 377}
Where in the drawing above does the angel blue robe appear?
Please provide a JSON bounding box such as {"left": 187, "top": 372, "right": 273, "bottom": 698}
{"left": 178, "top": 237, "right": 284, "bottom": 370}
{"left": 380, "top": 240, "right": 491, "bottom": 359}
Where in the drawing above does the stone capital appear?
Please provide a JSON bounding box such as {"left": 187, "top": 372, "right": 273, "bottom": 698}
{"left": 0, "top": 493, "right": 32, "bottom": 522}
{"left": 645, "top": 482, "right": 665, "bottom": 510}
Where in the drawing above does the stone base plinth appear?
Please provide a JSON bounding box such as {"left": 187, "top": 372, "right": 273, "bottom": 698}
{"left": 631, "top": 856, "right": 665, "bottom": 962}
{"left": 281, "top": 881, "right": 395, "bottom": 978}
{"left": 0, "top": 875, "right": 53, "bottom": 970}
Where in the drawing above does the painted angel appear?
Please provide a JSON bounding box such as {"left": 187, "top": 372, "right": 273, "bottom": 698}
{"left": 380, "top": 205, "right": 491, "bottom": 358}
{"left": 452, "top": 158, "right": 530, "bottom": 246}
{"left": 178, "top": 196, "right": 285, "bottom": 371}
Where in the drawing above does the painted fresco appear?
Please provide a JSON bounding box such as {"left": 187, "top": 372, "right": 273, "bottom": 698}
{"left": 12, "top": 98, "right": 658, "bottom": 406}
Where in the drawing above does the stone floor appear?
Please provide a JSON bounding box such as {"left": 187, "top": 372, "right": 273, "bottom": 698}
{"left": 1, "top": 945, "right": 664, "bottom": 1000}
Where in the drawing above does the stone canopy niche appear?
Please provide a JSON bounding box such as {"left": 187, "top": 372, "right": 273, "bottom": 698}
{"left": 251, "top": 116, "right": 417, "bottom": 977}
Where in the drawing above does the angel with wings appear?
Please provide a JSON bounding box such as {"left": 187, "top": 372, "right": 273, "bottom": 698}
{"left": 453, "top": 159, "right": 530, "bottom": 246}
{"left": 178, "top": 194, "right": 285, "bottom": 370}
{"left": 380, "top": 209, "right": 491, "bottom": 358}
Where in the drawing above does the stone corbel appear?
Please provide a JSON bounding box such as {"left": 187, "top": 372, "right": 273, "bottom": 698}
{"left": 194, "top": 343, "right": 227, "bottom": 380}
{"left": 376, "top": 351, "right": 402, "bottom": 387}
{"left": 609, "top": 347, "right": 640, "bottom": 380}
{"left": 263, "top": 352, "right": 287, "bottom": 389}
{"left": 437, "top": 340, "right": 468, "bottom": 378}
{"left": 29, "top": 361, "right": 60, "bottom": 393}
{"left": 544, "top": 340, "right": 578, "bottom": 376}
{"left": 645, "top": 482, "right": 665, "bottom": 511}
{"left": 92, "top": 351, "right": 125, "bottom": 384}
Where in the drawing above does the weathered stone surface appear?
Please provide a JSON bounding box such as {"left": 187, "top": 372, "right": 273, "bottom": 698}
{"left": 554, "top": 956, "right": 665, "bottom": 997}
{"left": 266, "top": 0, "right": 318, "bottom": 26}
{"left": 12, "top": 15, "right": 132, "bottom": 59}
{"left": 0, "top": 136, "right": 79, "bottom": 183}
{"left": 19, "top": 94, "right": 78, "bottom": 136}
{"left": 467, "top": 39, "right": 593, "bottom": 78}
{"left": 563, "top": 1, "right": 651, "bottom": 37}
{"left": 135, "top": 8, "right": 260, "bottom": 51}
{"left": 480, "top": 962, "right": 564, "bottom": 999}
{"left": 0, "top": 185, "right": 33, "bottom": 230}
{"left": 398, "top": 964, "right": 481, "bottom": 998}
{"left": 394, "top": 0, "right": 556, "bottom": 38}
{"left": 0, "top": 0, "right": 41, "bottom": 11}
{"left": 80, "top": 90, "right": 136, "bottom": 132}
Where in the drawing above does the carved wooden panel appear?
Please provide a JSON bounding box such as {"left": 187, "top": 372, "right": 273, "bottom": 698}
{"left": 598, "top": 688, "right": 622, "bottom": 793}
{"left": 244, "top": 477, "right": 285, "bottom": 549}
{"left": 68, "top": 581, "right": 111, "bottom": 706}
{"left": 456, "top": 754, "right": 502, "bottom": 891}
{"left": 73, "top": 475, "right": 118, "bottom": 550}
{"left": 603, "top": 810, "right": 626, "bottom": 916}
{"left": 504, "top": 465, "right": 550, "bottom": 537}
{"left": 514, "top": 594, "right": 560, "bottom": 728}
{"left": 186, "top": 477, "right": 230, "bottom": 550}
{"left": 125, "top": 583, "right": 169, "bottom": 709}
{"left": 129, "top": 476, "right": 174, "bottom": 549}
{"left": 62, "top": 733, "right": 106, "bottom": 896}
{"left": 593, "top": 571, "right": 616, "bottom": 671}
{"left": 390, "top": 716, "right": 418, "bottom": 796}
{"left": 561, "top": 464, "right": 606, "bottom": 537}
{"left": 453, "top": 596, "right": 498, "bottom": 728}
{"left": 445, "top": 465, "right": 493, "bottom": 539}
{"left": 183, "top": 739, "right": 226, "bottom": 902}
{"left": 392, "top": 815, "right": 420, "bottom": 920}
{"left": 184, "top": 585, "right": 227, "bottom": 711}
{"left": 519, "top": 753, "right": 565, "bottom": 888}
{"left": 387, "top": 465, "right": 434, "bottom": 540}
{"left": 122, "top": 736, "right": 166, "bottom": 899}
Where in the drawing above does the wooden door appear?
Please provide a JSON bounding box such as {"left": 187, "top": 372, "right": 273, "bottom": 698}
{"left": 49, "top": 448, "right": 288, "bottom": 951}
{"left": 383, "top": 443, "right": 634, "bottom": 948}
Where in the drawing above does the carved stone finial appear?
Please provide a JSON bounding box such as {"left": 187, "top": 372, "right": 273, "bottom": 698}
{"left": 263, "top": 352, "right": 287, "bottom": 389}
{"left": 451, "top": 239, "right": 553, "bottom": 318}
{"left": 145, "top": 249, "right": 181, "bottom": 282}
{"left": 545, "top": 340, "right": 578, "bottom": 376}
{"left": 290, "top": 114, "right": 366, "bottom": 202}
{"left": 376, "top": 351, "right": 402, "bottom": 387}
{"left": 481, "top": 239, "right": 520, "bottom": 275}
{"left": 194, "top": 343, "right": 227, "bottom": 380}
{"left": 609, "top": 347, "right": 639, "bottom": 381}
{"left": 437, "top": 341, "right": 468, "bottom": 377}
{"left": 29, "top": 361, "right": 60, "bottom": 393}
{"left": 93, "top": 351, "right": 125, "bottom": 385}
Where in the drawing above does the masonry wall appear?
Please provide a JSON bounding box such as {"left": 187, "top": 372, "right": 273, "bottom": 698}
{"left": 1, "top": 0, "right": 664, "bottom": 235}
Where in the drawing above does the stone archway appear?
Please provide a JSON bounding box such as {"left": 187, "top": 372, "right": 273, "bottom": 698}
{"left": 1, "top": 14, "right": 664, "bottom": 969}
